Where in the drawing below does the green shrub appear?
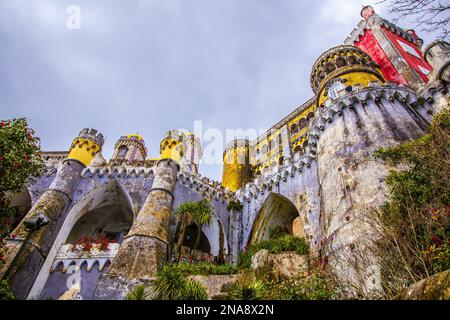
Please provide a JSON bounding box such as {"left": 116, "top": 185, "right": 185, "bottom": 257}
{"left": 277, "top": 271, "right": 336, "bottom": 300}
{"left": 183, "top": 279, "right": 208, "bottom": 300}
{"left": 153, "top": 265, "right": 208, "bottom": 300}
{"left": 367, "top": 110, "right": 450, "bottom": 297}
{"left": 126, "top": 284, "right": 149, "bottom": 300}
{"left": 166, "top": 261, "right": 237, "bottom": 275}
{"left": 0, "top": 280, "right": 15, "bottom": 300}
{"left": 229, "top": 271, "right": 271, "bottom": 300}
{"left": 237, "top": 234, "right": 309, "bottom": 269}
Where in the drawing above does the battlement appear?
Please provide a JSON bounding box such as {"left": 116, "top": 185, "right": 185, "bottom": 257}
{"left": 78, "top": 128, "right": 105, "bottom": 148}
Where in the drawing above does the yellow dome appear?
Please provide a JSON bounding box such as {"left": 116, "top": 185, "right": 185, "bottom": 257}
{"left": 126, "top": 133, "right": 143, "bottom": 140}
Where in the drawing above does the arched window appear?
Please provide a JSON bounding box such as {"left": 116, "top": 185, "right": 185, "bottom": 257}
{"left": 290, "top": 123, "right": 299, "bottom": 135}
{"left": 117, "top": 146, "right": 128, "bottom": 160}
{"left": 298, "top": 118, "right": 307, "bottom": 131}
{"left": 261, "top": 144, "right": 268, "bottom": 154}
{"left": 327, "top": 81, "right": 346, "bottom": 100}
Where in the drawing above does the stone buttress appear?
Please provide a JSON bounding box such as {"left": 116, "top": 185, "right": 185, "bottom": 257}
{"left": 95, "top": 158, "right": 179, "bottom": 299}
{"left": 0, "top": 129, "right": 104, "bottom": 299}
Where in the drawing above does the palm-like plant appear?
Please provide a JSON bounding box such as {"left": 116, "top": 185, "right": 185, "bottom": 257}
{"left": 174, "top": 201, "right": 196, "bottom": 261}
{"left": 174, "top": 199, "right": 213, "bottom": 261}
{"left": 125, "top": 284, "right": 149, "bottom": 300}
{"left": 190, "top": 199, "right": 213, "bottom": 258}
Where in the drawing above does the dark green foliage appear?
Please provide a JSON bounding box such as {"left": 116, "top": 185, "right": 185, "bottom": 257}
{"left": 229, "top": 271, "right": 271, "bottom": 300}
{"left": 0, "top": 280, "right": 15, "bottom": 300}
{"left": 276, "top": 271, "right": 336, "bottom": 300}
{"left": 165, "top": 261, "right": 237, "bottom": 275}
{"left": 372, "top": 110, "right": 450, "bottom": 295}
{"left": 153, "top": 265, "right": 208, "bottom": 300}
{"left": 268, "top": 225, "right": 290, "bottom": 239}
{"left": 173, "top": 199, "right": 213, "bottom": 260}
{"left": 126, "top": 284, "right": 148, "bottom": 300}
{"left": 0, "top": 118, "right": 44, "bottom": 239}
{"left": 237, "top": 234, "right": 309, "bottom": 269}
{"left": 183, "top": 279, "right": 208, "bottom": 300}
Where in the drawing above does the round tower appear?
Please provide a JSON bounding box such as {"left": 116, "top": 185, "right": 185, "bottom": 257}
{"left": 424, "top": 40, "right": 450, "bottom": 82}
{"left": 310, "top": 45, "right": 427, "bottom": 294}
{"left": 159, "top": 130, "right": 185, "bottom": 162}
{"left": 221, "top": 139, "right": 253, "bottom": 192}
{"left": 66, "top": 128, "right": 104, "bottom": 166}
{"left": 111, "top": 134, "right": 148, "bottom": 162}
{"left": 183, "top": 132, "right": 202, "bottom": 174}
{"left": 311, "top": 45, "right": 385, "bottom": 108}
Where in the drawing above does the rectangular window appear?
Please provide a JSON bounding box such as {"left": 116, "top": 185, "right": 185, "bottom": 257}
{"left": 397, "top": 40, "right": 421, "bottom": 59}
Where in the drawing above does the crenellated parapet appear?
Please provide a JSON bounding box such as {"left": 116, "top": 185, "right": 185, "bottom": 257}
{"left": 67, "top": 128, "right": 105, "bottom": 167}
{"left": 306, "top": 85, "right": 433, "bottom": 154}
{"left": 311, "top": 45, "right": 385, "bottom": 108}
{"left": 111, "top": 134, "right": 148, "bottom": 163}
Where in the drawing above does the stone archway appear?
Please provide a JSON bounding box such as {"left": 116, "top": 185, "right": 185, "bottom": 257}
{"left": 28, "top": 180, "right": 134, "bottom": 299}
{"left": 249, "top": 193, "right": 302, "bottom": 245}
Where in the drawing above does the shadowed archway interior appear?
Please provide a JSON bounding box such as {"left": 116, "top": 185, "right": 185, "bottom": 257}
{"left": 249, "top": 193, "right": 300, "bottom": 245}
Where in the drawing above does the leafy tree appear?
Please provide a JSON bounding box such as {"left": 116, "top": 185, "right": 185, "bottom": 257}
{"left": 0, "top": 118, "right": 44, "bottom": 240}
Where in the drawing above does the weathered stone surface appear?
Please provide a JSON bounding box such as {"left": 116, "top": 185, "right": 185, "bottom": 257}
{"left": 251, "top": 249, "right": 308, "bottom": 278}
{"left": 188, "top": 274, "right": 239, "bottom": 300}
{"left": 4, "top": 189, "right": 71, "bottom": 299}
{"left": 105, "top": 235, "right": 167, "bottom": 280}
{"left": 394, "top": 269, "right": 450, "bottom": 300}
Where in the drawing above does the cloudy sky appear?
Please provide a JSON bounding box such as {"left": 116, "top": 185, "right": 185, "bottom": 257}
{"left": 0, "top": 0, "right": 440, "bottom": 181}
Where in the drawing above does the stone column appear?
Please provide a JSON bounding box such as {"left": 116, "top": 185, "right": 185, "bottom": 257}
{"left": 96, "top": 158, "right": 179, "bottom": 299}
{"left": 0, "top": 129, "right": 103, "bottom": 299}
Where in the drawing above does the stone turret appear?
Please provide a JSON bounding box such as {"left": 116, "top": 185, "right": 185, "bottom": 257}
{"left": 1, "top": 128, "right": 104, "bottom": 299}
{"left": 221, "top": 139, "right": 253, "bottom": 192}
{"left": 159, "top": 130, "right": 202, "bottom": 173}
{"left": 96, "top": 158, "right": 179, "bottom": 299}
{"left": 183, "top": 132, "right": 202, "bottom": 174}
{"left": 110, "top": 134, "right": 147, "bottom": 163}
{"left": 424, "top": 40, "right": 450, "bottom": 83}
{"left": 310, "top": 45, "right": 428, "bottom": 294}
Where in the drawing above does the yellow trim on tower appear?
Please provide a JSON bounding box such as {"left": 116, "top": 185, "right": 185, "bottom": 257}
{"left": 67, "top": 138, "right": 100, "bottom": 166}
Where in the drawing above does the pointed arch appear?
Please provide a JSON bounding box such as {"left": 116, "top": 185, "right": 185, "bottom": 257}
{"left": 248, "top": 193, "right": 302, "bottom": 245}
{"left": 28, "top": 179, "right": 134, "bottom": 299}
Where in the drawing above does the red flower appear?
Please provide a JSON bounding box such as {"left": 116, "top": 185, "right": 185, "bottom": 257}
{"left": 0, "top": 255, "right": 4, "bottom": 261}
{"left": 11, "top": 233, "right": 16, "bottom": 239}
{"left": 0, "top": 155, "right": 3, "bottom": 161}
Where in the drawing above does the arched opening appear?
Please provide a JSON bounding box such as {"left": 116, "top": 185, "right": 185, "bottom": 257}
{"left": 30, "top": 180, "right": 134, "bottom": 300}
{"left": 66, "top": 193, "right": 133, "bottom": 245}
{"left": 117, "top": 146, "right": 128, "bottom": 160}
{"left": 177, "top": 223, "right": 212, "bottom": 261}
{"left": 249, "top": 193, "right": 302, "bottom": 245}
{"left": 298, "top": 118, "right": 307, "bottom": 131}
{"left": 290, "top": 123, "right": 298, "bottom": 135}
